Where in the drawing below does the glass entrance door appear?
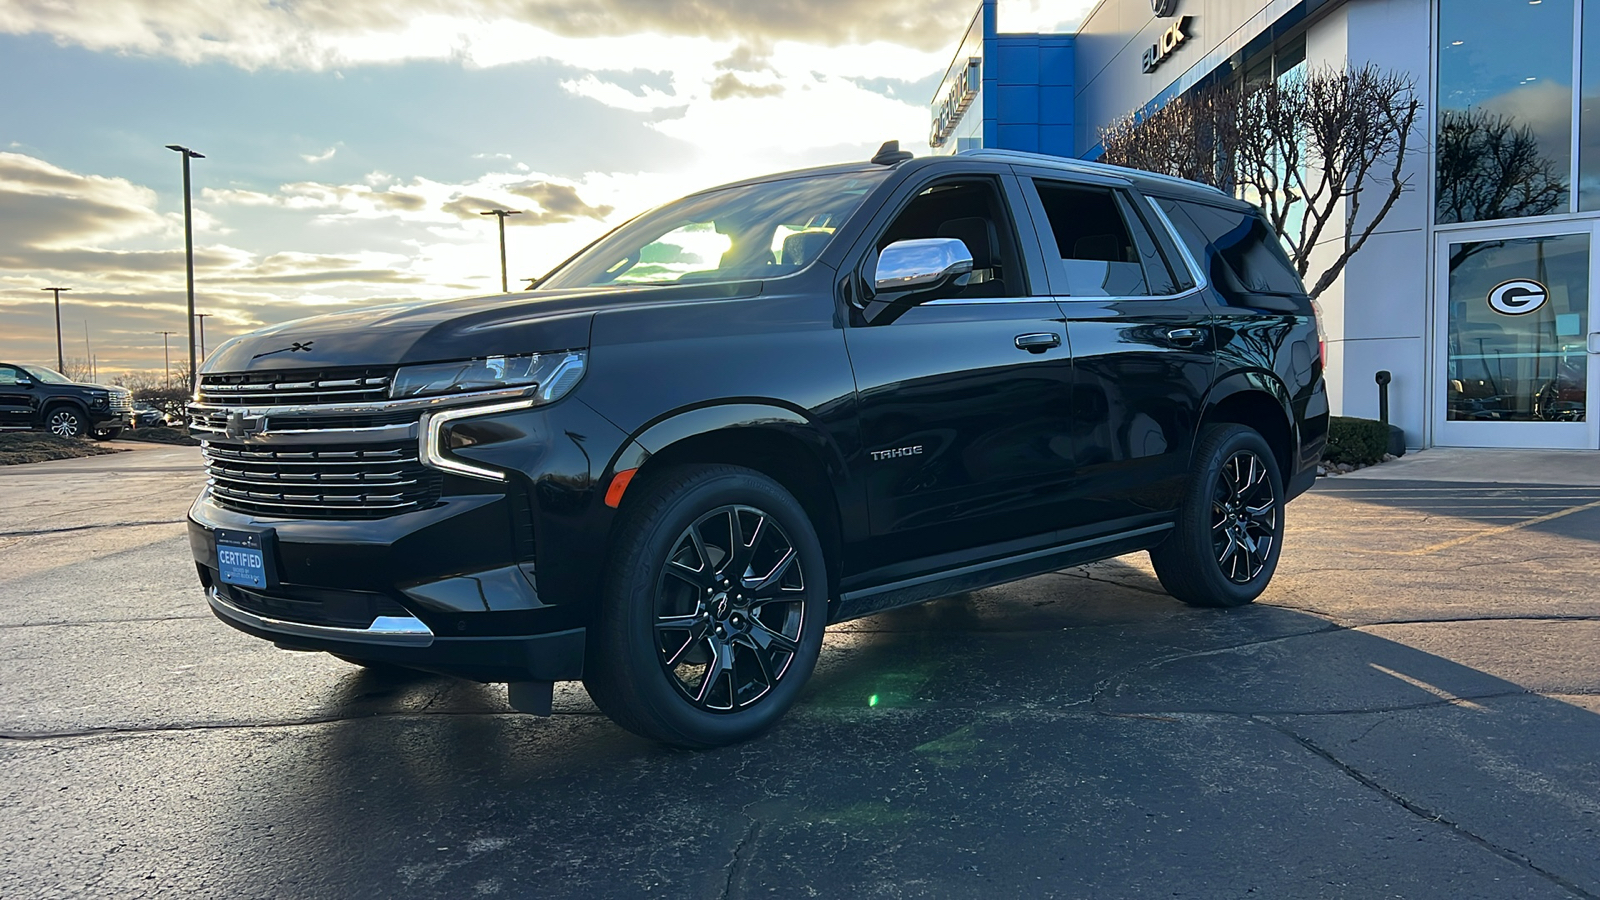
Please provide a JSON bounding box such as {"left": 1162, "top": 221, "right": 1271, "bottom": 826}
{"left": 1435, "top": 222, "right": 1600, "bottom": 449}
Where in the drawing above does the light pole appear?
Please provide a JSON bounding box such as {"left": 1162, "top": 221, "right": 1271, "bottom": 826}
{"left": 156, "top": 331, "right": 176, "bottom": 390}
{"left": 480, "top": 209, "right": 522, "bottom": 292}
{"left": 194, "top": 313, "right": 213, "bottom": 360}
{"left": 166, "top": 144, "right": 204, "bottom": 392}
{"left": 40, "top": 287, "right": 69, "bottom": 373}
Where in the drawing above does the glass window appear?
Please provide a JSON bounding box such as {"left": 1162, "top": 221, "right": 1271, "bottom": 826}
{"left": 539, "top": 170, "right": 889, "bottom": 290}
{"left": 0, "top": 367, "right": 21, "bottom": 386}
{"left": 1580, "top": 5, "right": 1600, "bottom": 209}
{"left": 1164, "top": 200, "right": 1305, "bottom": 299}
{"left": 1033, "top": 181, "right": 1177, "bottom": 296}
{"left": 1444, "top": 233, "right": 1587, "bottom": 422}
{"left": 1437, "top": 0, "right": 1573, "bottom": 224}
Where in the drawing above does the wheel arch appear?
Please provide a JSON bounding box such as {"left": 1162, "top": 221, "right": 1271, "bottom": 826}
{"left": 607, "top": 403, "right": 848, "bottom": 597}
{"left": 1198, "top": 372, "right": 1296, "bottom": 479}
{"left": 39, "top": 396, "right": 90, "bottom": 427}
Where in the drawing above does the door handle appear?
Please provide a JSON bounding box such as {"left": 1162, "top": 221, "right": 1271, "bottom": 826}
{"left": 1015, "top": 332, "right": 1062, "bottom": 353}
{"left": 1166, "top": 327, "right": 1205, "bottom": 346}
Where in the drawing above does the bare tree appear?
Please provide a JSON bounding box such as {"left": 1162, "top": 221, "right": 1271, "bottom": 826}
{"left": 1101, "top": 65, "right": 1421, "bottom": 301}
{"left": 1435, "top": 107, "right": 1566, "bottom": 228}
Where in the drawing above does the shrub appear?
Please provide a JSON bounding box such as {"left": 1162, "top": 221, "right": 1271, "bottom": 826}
{"left": 1323, "top": 416, "right": 1389, "bottom": 466}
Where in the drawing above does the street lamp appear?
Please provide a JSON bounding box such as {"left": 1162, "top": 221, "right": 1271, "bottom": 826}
{"left": 155, "top": 331, "right": 176, "bottom": 390}
{"left": 166, "top": 144, "right": 204, "bottom": 393}
{"left": 194, "top": 313, "right": 213, "bottom": 360}
{"left": 40, "top": 286, "right": 69, "bottom": 373}
{"left": 480, "top": 209, "right": 522, "bottom": 292}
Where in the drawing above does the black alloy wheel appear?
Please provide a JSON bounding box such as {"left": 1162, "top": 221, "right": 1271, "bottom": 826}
{"left": 47, "top": 407, "right": 85, "bottom": 439}
{"left": 654, "top": 504, "right": 807, "bottom": 712}
{"left": 1212, "top": 450, "right": 1277, "bottom": 584}
{"left": 1150, "top": 424, "right": 1285, "bottom": 608}
{"left": 584, "top": 465, "right": 828, "bottom": 748}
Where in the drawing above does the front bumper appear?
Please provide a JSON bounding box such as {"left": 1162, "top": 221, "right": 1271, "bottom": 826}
{"left": 189, "top": 488, "right": 586, "bottom": 683}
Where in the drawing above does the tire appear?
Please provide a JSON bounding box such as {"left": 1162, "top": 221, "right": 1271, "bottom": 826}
{"left": 45, "top": 406, "right": 86, "bottom": 439}
{"left": 583, "top": 465, "right": 829, "bottom": 749}
{"left": 92, "top": 427, "right": 123, "bottom": 442}
{"left": 1150, "top": 424, "right": 1285, "bottom": 608}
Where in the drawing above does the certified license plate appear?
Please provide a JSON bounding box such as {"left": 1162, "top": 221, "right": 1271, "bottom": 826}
{"left": 216, "top": 528, "right": 273, "bottom": 589}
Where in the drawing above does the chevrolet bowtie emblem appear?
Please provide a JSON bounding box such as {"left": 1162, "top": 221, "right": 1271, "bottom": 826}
{"left": 252, "top": 340, "right": 315, "bottom": 360}
{"left": 224, "top": 411, "right": 266, "bottom": 440}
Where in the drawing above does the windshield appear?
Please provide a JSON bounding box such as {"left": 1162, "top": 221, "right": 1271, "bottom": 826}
{"left": 538, "top": 170, "right": 889, "bottom": 290}
{"left": 20, "top": 365, "right": 72, "bottom": 384}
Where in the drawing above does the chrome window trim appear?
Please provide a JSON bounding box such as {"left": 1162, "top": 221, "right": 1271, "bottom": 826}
{"left": 208, "top": 586, "right": 435, "bottom": 647}
{"left": 1144, "top": 197, "right": 1209, "bottom": 292}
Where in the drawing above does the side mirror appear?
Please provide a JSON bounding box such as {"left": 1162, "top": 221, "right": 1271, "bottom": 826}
{"left": 862, "top": 238, "right": 973, "bottom": 324}
{"left": 14, "top": 376, "right": 32, "bottom": 388}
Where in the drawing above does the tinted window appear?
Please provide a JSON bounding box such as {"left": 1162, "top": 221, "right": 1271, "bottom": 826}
{"left": 1165, "top": 200, "right": 1304, "bottom": 296}
{"left": 0, "top": 367, "right": 21, "bottom": 386}
{"left": 1032, "top": 181, "right": 1176, "bottom": 296}
{"left": 877, "top": 179, "right": 1026, "bottom": 299}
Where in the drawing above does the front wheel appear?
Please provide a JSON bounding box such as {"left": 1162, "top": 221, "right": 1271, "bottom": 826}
{"left": 583, "top": 465, "right": 829, "bottom": 749}
{"left": 45, "top": 407, "right": 86, "bottom": 439}
{"left": 1150, "top": 424, "right": 1285, "bottom": 608}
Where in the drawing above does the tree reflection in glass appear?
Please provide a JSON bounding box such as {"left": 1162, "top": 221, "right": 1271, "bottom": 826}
{"left": 1436, "top": 109, "right": 1567, "bottom": 230}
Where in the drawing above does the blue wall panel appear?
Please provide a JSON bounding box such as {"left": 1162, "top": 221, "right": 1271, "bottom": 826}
{"left": 981, "top": 25, "right": 1075, "bottom": 158}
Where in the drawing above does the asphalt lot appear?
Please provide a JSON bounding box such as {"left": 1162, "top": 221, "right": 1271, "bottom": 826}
{"left": 2, "top": 447, "right": 1598, "bottom": 899}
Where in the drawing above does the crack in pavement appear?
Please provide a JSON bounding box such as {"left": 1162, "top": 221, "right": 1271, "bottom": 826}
{"left": 1260, "top": 718, "right": 1600, "bottom": 900}
{"left": 718, "top": 820, "right": 760, "bottom": 900}
{"left": 0, "top": 614, "right": 211, "bottom": 630}
{"left": 0, "top": 519, "right": 184, "bottom": 537}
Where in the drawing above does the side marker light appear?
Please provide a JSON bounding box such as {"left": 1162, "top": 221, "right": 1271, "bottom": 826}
{"left": 605, "top": 468, "right": 639, "bottom": 508}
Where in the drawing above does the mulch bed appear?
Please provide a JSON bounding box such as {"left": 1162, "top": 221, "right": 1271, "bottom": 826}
{"left": 0, "top": 433, "right": 121, "bottom": 465}
{"left": 122, "top": 427, "right": 200, "bottom": 446}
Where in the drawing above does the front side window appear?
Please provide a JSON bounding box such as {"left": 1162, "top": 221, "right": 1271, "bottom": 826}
{"left": 0, "top": 366, "right": 22, "bottom": 386}
{"left": 1032, "top": 181, "right": 1177, "bottom": 297}
{"left": 18, "top": 365, "right": 70, "bottom": 384}
{"left": 1437, "top": 0, "right": 1573, "bottom": 223}
{"left": 539, "top": 170, "right": 889, "bottom": 290}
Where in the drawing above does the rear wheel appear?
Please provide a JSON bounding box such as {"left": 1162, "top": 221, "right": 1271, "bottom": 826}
{"left": 583, "top": 465, "right": 828, "bottom": 749}
{"left": 1150, "top": 424, "right": 1284, "bottom": 608}
{"left": 45, "top": 407, "right": 86, "bottom": 439}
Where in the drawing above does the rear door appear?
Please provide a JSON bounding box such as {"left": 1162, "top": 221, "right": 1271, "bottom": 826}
{"left": 1015, "top": 171, "right": 1214, "bottom": 528}
{"left": 842, "top": 168, "right": 1077, "bottom": 568}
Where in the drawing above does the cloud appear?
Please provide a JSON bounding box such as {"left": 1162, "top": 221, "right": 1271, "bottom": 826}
{"left": 709, "top": 73, "right": 784, "bottom": 101}
{"left": 0, "top": 152, "right": 167, "bottom": 250}
{"left": 0, "top": 1, "right": 973, "bottom": 70}
{"left": 208, "top": 173, "right": 613, "bottom": 225}
{"left": 301, "top": 147, "right": 338, "bottom": 163}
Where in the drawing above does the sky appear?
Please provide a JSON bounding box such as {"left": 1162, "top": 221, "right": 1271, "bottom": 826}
{"left": 0, "top": 0, "right": 1086, "bottom": 382}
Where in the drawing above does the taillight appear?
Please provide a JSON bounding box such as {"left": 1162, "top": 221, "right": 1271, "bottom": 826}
{"left": 1310, "top": 299, "right": 1328, "bottom": 370}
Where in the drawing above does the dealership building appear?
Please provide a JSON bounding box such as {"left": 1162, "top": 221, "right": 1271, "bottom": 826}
{"left": 932, "top": 0, "right": 1600, "bottom": 450}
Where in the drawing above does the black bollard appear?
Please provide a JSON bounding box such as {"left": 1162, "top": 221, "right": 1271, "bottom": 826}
{"left": 1375, "top": 370, "right": 1391, "bottom": 425}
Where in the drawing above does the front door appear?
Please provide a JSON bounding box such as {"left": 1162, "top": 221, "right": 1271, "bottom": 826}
{"left": 1434, "top": 222, "right": 1599, "bottom": 448}
{"left": 0, "top": 365, "right": 36, "bottom": 428}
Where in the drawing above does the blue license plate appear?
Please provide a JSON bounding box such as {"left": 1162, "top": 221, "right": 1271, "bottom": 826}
{"left": 216, "top": 528, "right": 272, "bottom": 589}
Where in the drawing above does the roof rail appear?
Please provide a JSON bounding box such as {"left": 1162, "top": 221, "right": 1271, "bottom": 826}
{"left": 956, "top": 148, "right": 1228, "bottom": 196}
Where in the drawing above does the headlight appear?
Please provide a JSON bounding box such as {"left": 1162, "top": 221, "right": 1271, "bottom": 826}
{"left": 390, "top": 351, "right": 586, "bottom": 402}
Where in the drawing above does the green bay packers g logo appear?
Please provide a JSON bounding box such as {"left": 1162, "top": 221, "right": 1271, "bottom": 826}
{"left": 1487, "top": 279, "right": 1548, "bottom": 315}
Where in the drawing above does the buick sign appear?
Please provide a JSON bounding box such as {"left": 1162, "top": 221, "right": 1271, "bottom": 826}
{"left": 1487, "top": 279, "right": 1549, "bottom": 315}
{"left": 1142, "top": 17, "right": 1192, "bottom": 74}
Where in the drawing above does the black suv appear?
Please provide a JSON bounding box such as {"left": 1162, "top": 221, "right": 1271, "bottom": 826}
{"left": 187, "top": 148, "right": 1327, "bottom": 748}
{"left": 0, "top": 363, "right": 133, "bottom": 440}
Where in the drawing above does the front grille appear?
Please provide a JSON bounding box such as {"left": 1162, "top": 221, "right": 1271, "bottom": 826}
{"left": 203, "top": 440, "right": 441, "bottom": 519}
{"left": 109, "top": 392, "right": 132, "bottom": 412}
{"left": 189, "top": 407, "right": 417, "bottom": 435}
{"left": 218, "top": 582, "right": 411, "bottom": 629}
{"left": 199, "top": 368, "right": 394, "bottom": 406}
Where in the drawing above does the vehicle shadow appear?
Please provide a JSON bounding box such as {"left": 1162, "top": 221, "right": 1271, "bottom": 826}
{"left": 189, "top": 561, "right": 1600, "bottom": 899}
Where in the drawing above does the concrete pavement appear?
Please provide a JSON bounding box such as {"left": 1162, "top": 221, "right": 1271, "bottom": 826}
{"left": 2, "top": 448, "right": 1597, "bottom": 898}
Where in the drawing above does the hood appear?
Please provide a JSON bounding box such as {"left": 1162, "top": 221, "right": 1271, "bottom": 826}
{"left": 202, "top": 281, "right": 760, "bottom": 374}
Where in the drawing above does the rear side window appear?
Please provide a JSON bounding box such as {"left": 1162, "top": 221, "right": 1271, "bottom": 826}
{"left": 1158, "top": 198, "right": 1304, "bottom": 296}
{"left": 1032, "top": 181, "right": 1178, "bottom": 297}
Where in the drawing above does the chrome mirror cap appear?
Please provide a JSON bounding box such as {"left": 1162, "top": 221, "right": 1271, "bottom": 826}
{"left": 873, "top": 238, "right": 974, "bottom": 292}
